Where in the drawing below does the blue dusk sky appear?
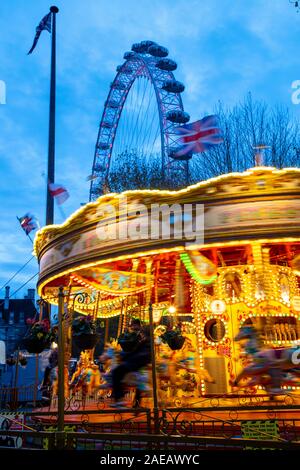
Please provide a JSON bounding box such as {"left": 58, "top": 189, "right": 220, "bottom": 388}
{"left": 0, "top": 0, "right": 299, "bottom": 298}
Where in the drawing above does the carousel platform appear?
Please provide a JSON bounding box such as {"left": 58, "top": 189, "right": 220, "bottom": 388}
{"left": 30, "top": 393, "right": 300, "bottom": 429}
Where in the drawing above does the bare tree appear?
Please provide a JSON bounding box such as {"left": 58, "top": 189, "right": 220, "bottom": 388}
{"left": 108, "top": 150, "right": 168, "bottom": 193}
{"left": 190, "top": 94, "right": 300, "bottom": 182}
{"left": 105, "top": 94, "right": 300, "bottom": 192}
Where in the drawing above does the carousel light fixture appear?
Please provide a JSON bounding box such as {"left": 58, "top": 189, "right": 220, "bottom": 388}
{"left": 168, "top": 305, "right": 177, "bottom": 314}
{"left": 36, "top": 237, "right": 300, "bottom": 299}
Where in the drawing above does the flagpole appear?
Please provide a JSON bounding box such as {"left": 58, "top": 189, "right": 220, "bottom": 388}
{"left": 46, "top": 6, "right": 59, "bottom": 226}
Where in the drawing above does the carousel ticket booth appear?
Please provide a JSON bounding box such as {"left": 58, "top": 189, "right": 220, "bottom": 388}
{"left": 34, "top": 166, "right": 300, "bottom": 406}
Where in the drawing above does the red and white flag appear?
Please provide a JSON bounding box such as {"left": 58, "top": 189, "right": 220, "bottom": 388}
{"left": 48, "top": 183, "right": 69, "bottom": 205}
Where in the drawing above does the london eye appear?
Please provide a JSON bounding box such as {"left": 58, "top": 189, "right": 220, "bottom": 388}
{"left": 89, "top": 40, "right": 191, "bottom": 200}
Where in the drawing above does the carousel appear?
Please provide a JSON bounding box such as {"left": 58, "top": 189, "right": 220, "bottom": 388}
{"left": 34, "top": 166, "right": 300, "bottom": 407}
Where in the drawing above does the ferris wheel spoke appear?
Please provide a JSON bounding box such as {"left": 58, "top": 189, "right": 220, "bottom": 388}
{"left": 143, "top": 104, "right": 161, "bottom": 156}
{"left": 138, "top": 86, "right": 156, "bottom": 154}
{"left": 127, "top": 78, "right": 148, "bottom": 152}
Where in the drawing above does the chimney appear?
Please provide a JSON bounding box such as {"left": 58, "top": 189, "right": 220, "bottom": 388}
{"left": 27, "top": 289, "right": 35, "bottom": 302}
{"left": 4, "top": 286, "right": 10, "bottom": 310}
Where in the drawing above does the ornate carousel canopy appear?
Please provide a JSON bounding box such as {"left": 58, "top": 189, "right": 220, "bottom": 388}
{"left": 34, "top": 167, "right": 300, "bottom": 319}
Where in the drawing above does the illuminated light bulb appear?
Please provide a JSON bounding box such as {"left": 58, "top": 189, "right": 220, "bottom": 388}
{"left": 168, "top": 305, "right": 177, "bottom": 314}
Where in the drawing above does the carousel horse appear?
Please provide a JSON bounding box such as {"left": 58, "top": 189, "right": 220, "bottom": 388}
{"left": 99, "top": 335, "right": 215, "bottom": 406}
{"left": 98, "top": 341, "right": 121, "bottom": 390}
{"left": 88, "top": 362, "right": 102, "bottom": 395}
{"left": 156, "top": 335, "right": 214, "bottom": 403}
{"left": 69, "top": 351, "right": 101, "bottom": 399}
{"left": 233, "top": 324, "right": 300, "bottom": 395}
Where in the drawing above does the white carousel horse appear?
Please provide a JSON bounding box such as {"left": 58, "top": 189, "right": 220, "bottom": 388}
{"left": 233, "top": 324, "right": 300, "bottom": 395}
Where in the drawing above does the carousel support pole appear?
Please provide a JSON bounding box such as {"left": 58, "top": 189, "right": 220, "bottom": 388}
{"left": 104, "top": 318, "right": 109, "bottom": 344}
{"left": 144, "top": 258, "right": 153, "bottom": 322}
{"left": 33, "top": 353, "right": 39, "bottom": 407}
{"left": 191, "top": 282, "right": 206, "bottom": 396}
{"left": 148, "top": 303, "right": 159, "bottom": 434}
{"left": 128, "top": 259, "right": 139, "bottom": 326}
{"left": 65, "top": 283, "right": 73, "bottom": 368}
{"left": 13, "top": 347, "right": 20, "bottom": 409}
{"left": 57, "top": 286, "right": 65, "bottom": 446}
{"left": 117, "top": 300, "right": 124, "bottom": 339}
{"left": 34, "top": 300, "right": 44, "bottom": 406}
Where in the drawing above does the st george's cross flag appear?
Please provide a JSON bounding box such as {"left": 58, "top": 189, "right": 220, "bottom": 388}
{"left": 173, "top": 115, "right": 223, "bottom": 157}
{"left": 48, "top": 183, "right": 69, "bottom": 205}
{"left": 28, "top": 12, "right": 52, "bottom": 54}
{"left": 18, "top": 213, "right": 39, "bottom": 235}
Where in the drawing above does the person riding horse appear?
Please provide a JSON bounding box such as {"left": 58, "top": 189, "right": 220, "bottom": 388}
{"left": 233, "top": 323, "right": 300, "bottom": 395}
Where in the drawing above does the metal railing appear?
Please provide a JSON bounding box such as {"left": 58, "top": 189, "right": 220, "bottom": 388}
{"left": 0, "top": 385, "right": 41, "bottom": 410}
{"left": 1, "top": 405, "right": 300, "bottom": 450}
{"left": 0, "top": 427, "right": 299, "bottom": 451}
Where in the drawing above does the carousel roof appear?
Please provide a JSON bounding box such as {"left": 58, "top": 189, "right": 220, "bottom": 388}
{"left": 34, "top": 166, "right": 300, "bottom": 257}
{"left": 34, "top": 166, "right": 300, "bottom": 297}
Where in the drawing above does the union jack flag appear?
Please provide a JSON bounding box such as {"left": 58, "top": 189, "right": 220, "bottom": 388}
{"left": 18, "top": 213, "right": 39, "bottom": 235}
{"left": 28, "top": 12, "right": 52, "bottom": 55}
{"left": 173, "top": 115, "right": 223, "bottom": 157}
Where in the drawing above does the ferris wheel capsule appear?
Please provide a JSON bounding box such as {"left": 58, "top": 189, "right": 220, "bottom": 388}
{"left": 97, "top": 143, "right": 110, "bottom": 151}
{"left": 123, "top": 51, "right": 136, "bottom": 60}
{"left": 110, "top": 82, "right": 127, "bottom": 90}
{"left": 139, "top": 40, "right": 157, "bottom": 52}
{"left": 132, "top": 41, "right": 157, "bottom": 54}
{"left": 148, "top": 44, "right": 169, "bottom": 57}
{"left": 116, "top": 65, "right": 133, "bottom": 74}
{"left": 156, "top": 58, "right": 177, "bottom": 71}
{"left": 162, "top": 80, "right": 185, "bottom": 93}
{"left": 131, "top": 42, "right": 149, "bottom": 53}
{"left": 166, "top": 110, "right": 190, "bottom": 124}
{"left": 131, "top": 42, "right": 143, "bottom": 53}
{"left": 105, "top": 100, "right": 119, "bottom": 109}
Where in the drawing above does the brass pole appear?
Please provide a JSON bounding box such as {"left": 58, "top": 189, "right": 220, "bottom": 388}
{"left": 33, "top": 353, "right": 38, "bottom": 407}
{"left": 34, "top": 300, "right": 44, "bottom": 407}
{"left": 117, "top": 300, "right": 124, "bottom": 339}
{"left": 13, "top": 347, "right": 20, "bottom": 409}
{"left": 148, "top": 303, "right": 159, "bottom": 434}
{"left": 104, "top": 318, "right": 109, "bottom": 344}
{"left": 57, "top": 286, "right": 65, "bottom": 433}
